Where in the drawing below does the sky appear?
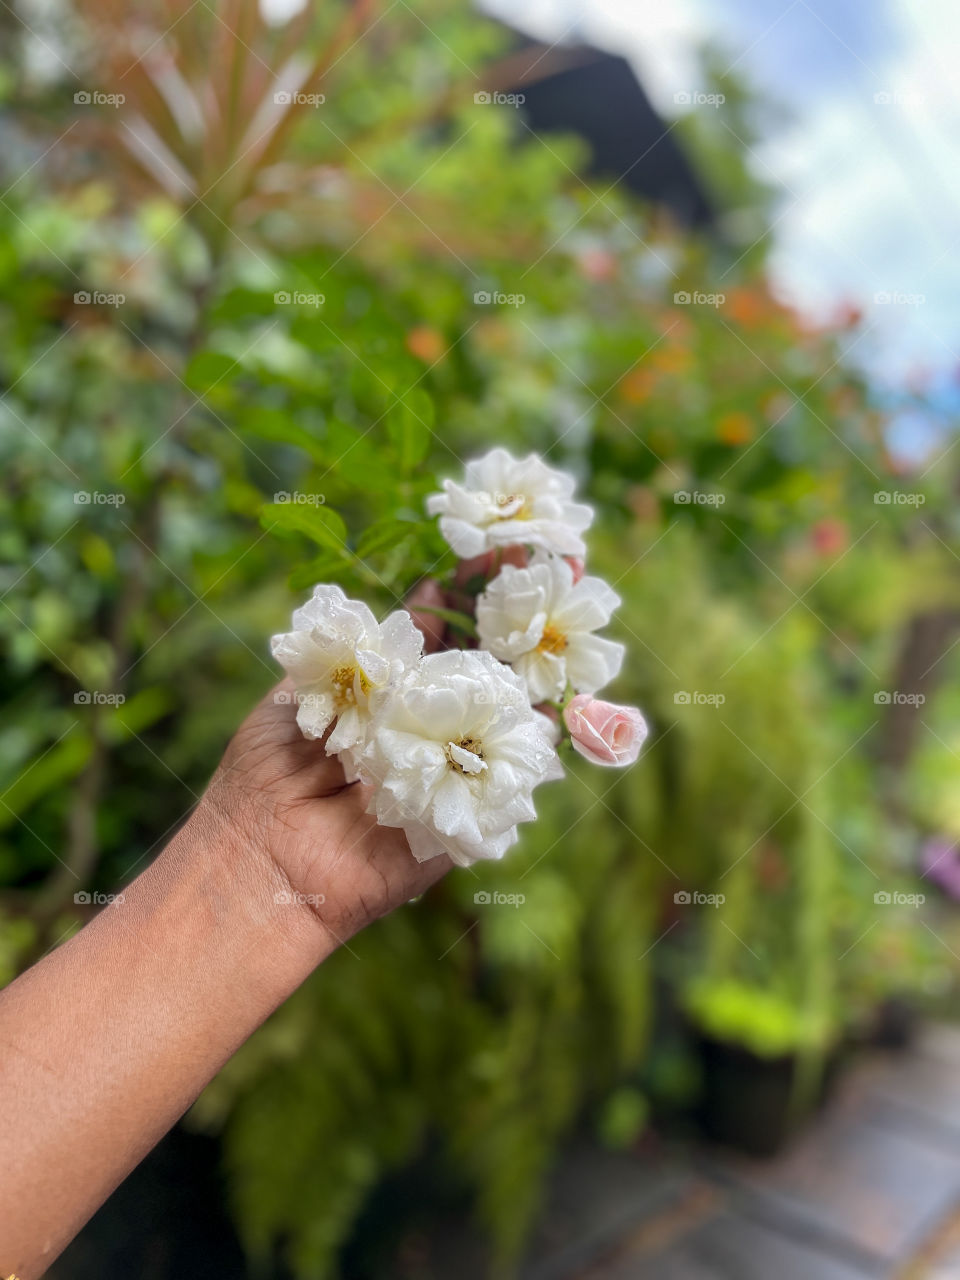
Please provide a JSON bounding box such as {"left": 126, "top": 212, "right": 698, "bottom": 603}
{"left": 478, "top": 0, "right": 960, "bottom": 457}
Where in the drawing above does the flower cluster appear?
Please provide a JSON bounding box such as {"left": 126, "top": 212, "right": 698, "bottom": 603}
{"left": 271, "top": 448, "right": 648, "bottom": 867}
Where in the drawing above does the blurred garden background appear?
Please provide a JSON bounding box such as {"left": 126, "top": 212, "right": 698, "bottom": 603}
{"left": 3, "top": 0, "right": 960, "bottom": 1275}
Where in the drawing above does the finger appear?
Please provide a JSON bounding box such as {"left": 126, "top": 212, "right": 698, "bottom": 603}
{"left": 224, "top": 680, "right": 346, "bottom": 797}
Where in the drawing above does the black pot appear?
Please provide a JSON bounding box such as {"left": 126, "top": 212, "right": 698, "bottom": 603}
{"left": 865, "top": 996, "right": 919, "bottom": 1050}
{"left": 694, "top": 1033, "right": 832, "bottom": 1158}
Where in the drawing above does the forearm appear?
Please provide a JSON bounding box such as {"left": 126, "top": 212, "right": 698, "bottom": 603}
{"left": 0, "top": 810, "right": 331, "bottom": 1277}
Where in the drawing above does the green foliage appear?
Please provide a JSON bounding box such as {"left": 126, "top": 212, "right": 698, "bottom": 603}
{"left": 683, "top": 978, "right": 831, "bottom": 1057}
{"left": 2, "top": 0, "right": 958, "bottom": 1273}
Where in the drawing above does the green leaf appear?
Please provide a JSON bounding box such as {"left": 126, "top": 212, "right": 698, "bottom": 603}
{"left": 387, "top": 394, "right": 432, "bottom": 471}
{"left": 104, "top": 687, "right": 175, "bottom": 744}
{"left": 260, "top": 502, "right": 349, "bottom": 554}
{"left": 183, "top": 350, "right": 238, "bottom": 391}
{"left": 0, "top": 731, "right": 92, "bottom": 830}
{"left": 237, "top": 407, "right": 327, "bottom": 463}
{"left": 289, "top": 554, "right": 350, "bottom": 591}
{"left": 355, "top": 519, "right": 418, "bottom": 559}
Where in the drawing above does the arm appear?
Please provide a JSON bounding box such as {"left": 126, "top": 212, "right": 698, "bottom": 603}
{"left": 0, "top": 681, "right": 449, "bottom": 1277}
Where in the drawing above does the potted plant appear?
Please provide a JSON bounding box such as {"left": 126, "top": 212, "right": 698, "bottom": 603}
{"left": 682, "top": 977, "right": 836, "bottom": 1157}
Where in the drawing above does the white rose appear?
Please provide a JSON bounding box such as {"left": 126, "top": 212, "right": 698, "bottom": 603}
{"left": 270, "top": 585, "right": 423, "bottom": 762}
{"left": 475, "top": 554, "right": 624, "bottom": 702}
{"left": 358, "top": 649, "right": 563, "bottom": 866}
{"left": 426, "top": 447, "right": 593, "bottom": 559}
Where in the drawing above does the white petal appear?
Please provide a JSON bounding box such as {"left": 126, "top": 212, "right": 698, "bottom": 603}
{"left": 438, "top": 515, "right": 490, "bottom": 558}
{"left": 355, "top": 647, "right": 390, "bottom": 689}
{"left": 295, "top": 690, "right": 335, "bottom": 739}
{"left": 513, "top": 650, "right": 566, "bottom": 703}
{"left": 404, "top": 820, "right": 449, "bottom": 863}
{"left": 326, "top": 705, "right": 364, "bottom": 754}
{"left": 447, "top": 742, "right": 488, "bottom": 774}
{"left": 564, "top": 634, "right": 625, "bottom": 693}
{"left": 379, "top": 609, "right": 425, "bottom": 667}
{"left": 430, "top": 771, "right": 484, "bottom": 844}
{"left": 551, "top": 575, "right": 621, "bottom": 632}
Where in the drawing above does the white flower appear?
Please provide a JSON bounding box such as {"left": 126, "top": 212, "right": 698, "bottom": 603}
{"left": 271, "top": 585, "right": 423, "bottom": 764}
{"left": 358, "top": 649, "right": 563, "bottom": 866}
{"left": 476, "top": 554, "right": 624, "bottom": 702}
{"left": 426, "top": 447, "right": 593, "bottom": 559}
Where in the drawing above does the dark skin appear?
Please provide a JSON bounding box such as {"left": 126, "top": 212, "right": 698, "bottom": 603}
{"left": 212, "top": 676, "right": 450, "bottom": 943}
{"left": 0, "top": 678, "right": 450, "bottom": 1277}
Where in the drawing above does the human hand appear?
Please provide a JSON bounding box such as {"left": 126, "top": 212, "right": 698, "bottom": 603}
{"left": 196, "top": 677, "right": 451, "bottom": 954}
{"left": 0, "top": 678, "right": 452, "bottom": 1276}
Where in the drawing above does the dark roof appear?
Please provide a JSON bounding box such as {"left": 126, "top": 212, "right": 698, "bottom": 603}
{"left": 503, "top": 43, "right": 715, "bottom": 229}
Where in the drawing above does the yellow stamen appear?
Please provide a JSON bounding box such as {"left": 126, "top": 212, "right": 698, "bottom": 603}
{"left": 537, "top": 624, "right": 567, "bottom": 655}
{"left": 330, "top": 663, "right": 370, "bottom": 707}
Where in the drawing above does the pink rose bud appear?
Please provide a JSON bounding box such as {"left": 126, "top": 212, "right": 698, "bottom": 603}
{"left": 564, "top": 555, "right": 585, "bottom": 584}
{"left": 563, "top": 694, "right": 648, "bottom": 767}
{"left": 455, "top": 545, "right": 529, "bottom": 586}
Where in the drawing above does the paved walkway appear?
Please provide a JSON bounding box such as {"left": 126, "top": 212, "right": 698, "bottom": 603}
{"left": 518, "top": 1025, "right": 960, "bottom": 1280}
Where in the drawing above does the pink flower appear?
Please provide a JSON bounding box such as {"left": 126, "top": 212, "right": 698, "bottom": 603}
{"left": 563, "top": 694, "right": 648, "bottom": 767}
{"left": 455, "top": 544, "right": 529, "bottom": 586}
{"left": 564, "top": 555, "right": 585, "bottom": 584}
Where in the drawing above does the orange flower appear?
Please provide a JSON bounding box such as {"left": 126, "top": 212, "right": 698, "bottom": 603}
{"left": 619, "top": 367, "right": 657, "bottom": 404}
{"left": 405, "top": 326, "right": 446, "bottom": 363}
{"left": 727, "top": 287, "right": 769, "bottom": 328}
{"left": 716, "top": 411, "right": 754, "bottom": 446}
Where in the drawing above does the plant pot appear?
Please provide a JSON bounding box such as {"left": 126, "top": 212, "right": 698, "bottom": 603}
{"left": 865, "top": 996, "right": 920, "bottom": 1050}
{"left": 694, "top": 1032, "right": 834, "bottom": 1158}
